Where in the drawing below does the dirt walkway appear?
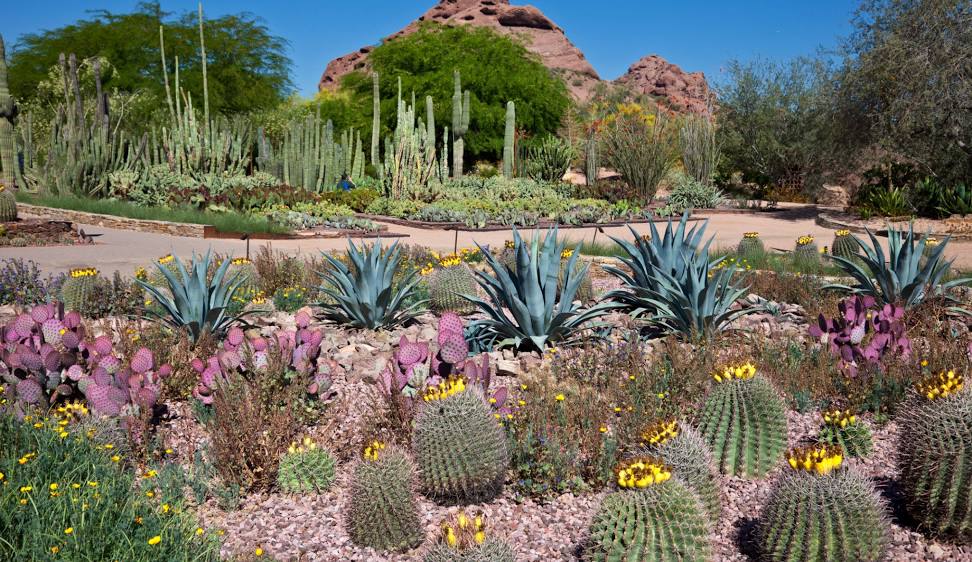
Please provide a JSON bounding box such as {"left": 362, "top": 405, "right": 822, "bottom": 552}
{"left": 4, "top": 207, "right": 972, "bottom": 274}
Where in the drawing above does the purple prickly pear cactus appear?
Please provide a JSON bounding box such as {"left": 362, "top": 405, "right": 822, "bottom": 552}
{"left": 809, "top": 295, "right": 911, "bottom": 377}
{"left": 437, "top": 312, "right": 465, "bottom": 345}
{"left": 395, "top": 335, "right": 429, "bottom": 367}
{"left": 438, "top": 331, "right": 468, "bottom": 364}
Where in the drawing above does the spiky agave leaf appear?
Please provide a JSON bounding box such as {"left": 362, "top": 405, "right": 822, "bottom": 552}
{"left": 316, "top": 239, "right": 426, "bottom": 329}
{"left": 464, "top": 228, "right": 618, "bottom": 351}
{"left": 825, "top": 223, "right": 971, "bottom": 313}
{"left": 136, "top": 250, "right": 252, "bottom": 343}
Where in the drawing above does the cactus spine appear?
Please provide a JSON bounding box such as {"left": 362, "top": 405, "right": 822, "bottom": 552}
{"left": 277, "top": 437, "right": 336, "bottom": 494}
{"left": 758, "top": 466, "right": 889, "bottom": 561}
{"left": 587, "top": 477, "right": 712, "bottom": 562}
{"left": 452, "top": 70, "right": 470, "bottom": 179}
{"left": 897, "top": 376, "right": 971, "bottom": 542}
{"left": 831, "top": 230, "right": 860, "bottom": 262}
{"left": 430, "top": 264, "right": 477, "bottom": 315}
{"left": 0, "top": 33, "right": 20, "bottom": 207}
{"left": 737, "top": 232, "right": 765, "bottom": 259}
{"left": 413, "top": 383, "right": 508, "bottom": 503}
{"left": 346, "top": 443, "right": 425, "bottom": 551}
{"left": 697, "top": 364, "right": 788, "bottom": 478}
{"left": 639, "top": 422, "right": 721, "bottom": 519}
{"left": 502, "top": 101, "right": 515, "bottom": 179}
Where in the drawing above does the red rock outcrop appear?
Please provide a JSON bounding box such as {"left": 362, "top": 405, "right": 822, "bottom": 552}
{"left": 318, "top": 0, "right": 600, "bottom": 99}
{"left": 613, "top": 55, "right": 712, "bottom": 115}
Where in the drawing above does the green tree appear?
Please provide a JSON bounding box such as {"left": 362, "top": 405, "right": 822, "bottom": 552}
{"left": 9, "top": 1, "right": 292, "bottom": 117}
{"left": 341, "top": 23, "right": 570, "bottom": 165}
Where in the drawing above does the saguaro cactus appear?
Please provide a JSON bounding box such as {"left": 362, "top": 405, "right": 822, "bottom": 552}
{"left": 452, "top": 70, "right": 470, "bottom": 179}
{"left": 502, "top": 101, "right": 515, "bottom": 179}
{"left": 371, "top": 72, "right": 381, "bottom": 168}
{"left": 0, "top": 33, "right": 19, "bottom": 195}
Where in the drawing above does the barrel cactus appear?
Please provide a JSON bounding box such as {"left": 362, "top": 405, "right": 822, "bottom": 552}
{"left": 586, "top": 457, "right": 712, "bottom": 561}
{"left": 897, "top": 371, "right": 971, "bottom": 543}
{"left": 794, "top": 235, "right": 819, "bottom": 265}
{"left": 413, "top": 378, "right": 508, "bottom": 503}
{"left": 737, "top": 231, "right": 764, "bottom": 259}
{"left": 818, "top": 408, "right": 872, "bottom": 458}
{"left": 277, "top": 436, "right": 336, "bottom": 494}
{"left": 0, "top": 186, "right": 16, "bottom": 222}
{"left": 430, "top": 262, "right": 477, "bottom": 315}
{"left": 424, "top": 511, "right": 515, "bottom": 562}
{"left": 559, "top": 248, "right": 594, "bottom": 303}
{"left": 346, "top": 441, "right": 425, "bottom": 551}
{"left": 697, "top": 363, "right": 788, "bottom": 477}
{"left": 61, "top": 268, "right": 100, "bottom": 314}
{"left": 831, "top": 229, "right": 860, "bottom": 261}
{"left": 757, "top": 444, "right": 889, "bottom": 561}
{"left": 639, "top": 419, "right": 721, "bottom": 518}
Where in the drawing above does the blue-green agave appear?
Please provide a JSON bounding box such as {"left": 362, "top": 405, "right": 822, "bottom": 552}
{"left": 316, "top": 239, "right": 425, "bottom": 329}
{"left": 824, "top": 224, "right": 971, "bottom": 313}
{"left": 136, "top": 250, "right": 250, "bottom": 343}
{"left": 465, "top": 228, "right": 618, "bottom": 351}
{"left": 603, "top": 212, "right": 718, "bottom": 318}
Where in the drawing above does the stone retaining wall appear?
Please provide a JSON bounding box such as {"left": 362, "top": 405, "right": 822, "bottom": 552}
{"left": 18, "top": 204, "right": 206, "bottom": 237}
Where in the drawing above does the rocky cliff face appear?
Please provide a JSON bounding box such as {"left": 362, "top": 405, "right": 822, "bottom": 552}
{"left": 318, "top": 0, "right": 710, "bottom": 112}
{"left": 613, "top": 55, "right": 712, "bottom": 114}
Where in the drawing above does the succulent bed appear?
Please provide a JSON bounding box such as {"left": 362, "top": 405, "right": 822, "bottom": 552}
{"left": 1, "top": 217, "right": 971, "bottom": 562}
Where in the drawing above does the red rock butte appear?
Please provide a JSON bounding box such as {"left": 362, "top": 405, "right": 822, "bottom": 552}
{"left": 317, "top": 0, "right": 711, "bottom": 113}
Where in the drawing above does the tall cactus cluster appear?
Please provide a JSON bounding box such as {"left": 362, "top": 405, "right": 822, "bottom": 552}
{"left": 502, "top": 101, "right": 515, "bottom": 179}
{"left": 413, "top": 381, "right": 508, "bottom": 503}
{"left": 384, "top": 93, "right": 443, "bottom": 199}
{"left": 345, "top": 441, "right": 425, "bottom": 551}
{"left": 697, "top": 363, "right": 788, "bottom": 477}
{"left": 0, "top": 33, "right": 19, "bottom": 220}
{"left": 452, "top": 70, "right": 471, "bottom": 179}
{"left": 256, "top": 106, "right": 365, "bottom": 192}
{"left": 586, "top": 456, "right": 712, "bottom": 561}
{"left": 638, "top": 420, "right": 721, "bottom": 518}
{"left": 757, "top": 444, "right": 889, "bottom": 562}
{"left": 897, "top": 371, "right": 971, "bottom": 543}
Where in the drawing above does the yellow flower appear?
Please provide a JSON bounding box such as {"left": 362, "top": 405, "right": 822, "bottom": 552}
{"left": 560, "top": 248, "right": 574, "bottom": 260}
{"left": 111, "top": 455, "right": 121, "bottom": 463}
{"left": 743, "top": 231, "right": 760, "bottom": 238}
{"left": 148, "top": 535, "right": 162, "bottom": 546}
{"left": 915, "top": 370, "right": 964, "bottom": 401}
{"left": 363, "top": 440, "right": 386, "bottom": 462}
{"left": 64, "top": 527, "right": 73, "bottom": 535}
{"left": 641, "top": 419, "right": 679, "bottom": 445}
{"left": 423, "top": 376, "right": 467, "bottom": 402}
{"left": 49, "top": 483, "right": 58, "bottom": 491}
{"left": 797, "top": 235, "right": 815, "bottom": 246}
{"left": 69, "top": 267, "right": 99, "bottom": 278}
{"left": 255, "top": 546, "right": 265, "bottom": 557}
{"left": 195, "top": 528, "right": 204, "bottom": 536}
{"left": 821, "top": 408, "right": 857, "bottom": 428}
{"left": 920, "top": 359, "right": 928, "bottom": 367}
{"left": 786, "top": 444, "right": 844, "bottom": 475}
{"left": 162, "top": 503, "right": 170, "bottom": 513}
{"left": 834, "top": 229, "right": 851, "bottom": 237}
{"left": 50, "top": 546, "right": 60, "bottom": 554}
{"left": 616, "top": 457, "right": 672, "bottom": 488}
{"left": 555, "top": 393, "right": 565, "bottom": 402}
{"left": 599, "top": 426, "right": 608, "bottom": 433}
{"left": 157, "top": 254, "right": 174, "bottom": 265}
{"left": 713, "top": 362, "right": 757, "bottom": 383}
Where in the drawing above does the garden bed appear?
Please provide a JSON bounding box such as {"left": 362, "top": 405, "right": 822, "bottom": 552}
{"left": 817, "top": 210, "right": 972, "bottom": 239}
{"left": 355, "top": 213, "right": 707, "bottom": 231}
{"left": 0, "top": 218, "right": 77, "bottom": 247}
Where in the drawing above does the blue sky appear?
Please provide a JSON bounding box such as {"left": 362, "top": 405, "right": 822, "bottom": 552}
{"left": 3, "top": 1, "right": 859, "bottom": 96}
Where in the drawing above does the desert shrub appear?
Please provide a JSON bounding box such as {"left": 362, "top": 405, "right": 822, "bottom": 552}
{"left": 0, "top": 258, "right": 65, "bottom": 306}
{"left": 662, "top": 171, "right": 725, "bottom": 213}
{"left": 321, "top": 187, "right": 379, "bottom": 212}
{"left": 679, "top": 114, "right": 720, "bottom": 184}
{"left": 252, "top": 245, "right": 306, "bottom": 297}
{"left": 0, "top": 414, "right": 220, "bottom": 561}
{"left": 526, "top": 135, "right": 574, "bottom": 183}
{"left": 602, "top": 105, "right": 679, "bottom": 201}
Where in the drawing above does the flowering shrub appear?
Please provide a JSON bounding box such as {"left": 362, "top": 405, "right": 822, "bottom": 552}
{"left": 0, "top": 414, "right": 219, "bottom": 560}
{"left": 0, "top": 258, "right": 65, "bottom": 306}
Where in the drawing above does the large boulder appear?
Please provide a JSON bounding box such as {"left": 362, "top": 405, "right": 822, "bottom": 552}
{"left": 613, "top": 55, "right": 713, "bottom": 115}
{"left": 818, "top": 184, "right": 850, "bottom": 208}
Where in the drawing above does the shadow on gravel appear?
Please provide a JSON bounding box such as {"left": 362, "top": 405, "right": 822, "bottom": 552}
{"left": 875, "top": 476, "right": 917, "bottom": 528}
{"left": 733, "top": 516, "right": 761, "bottom": 560}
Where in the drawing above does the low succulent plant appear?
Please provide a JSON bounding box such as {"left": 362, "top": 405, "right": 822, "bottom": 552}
{"left": 1, "top": 304, "right": 85, "bottom": 415}
{"left": 424, "top": 510, "right": 515, "bottom": 562}
{"left": 586, "top": 457, "right": 712, "bottom": 561}
{"left": 136, "top": 250, "right": 252, "bottom": 343}
{"left": 824, "top": 223, "right": 972, "bottom": 313}
{"left": 316, "top": 239, "right": 425, "bottom": 329}
{"left": 697, "top": 363, "right": 788, "bottom": 477}
{"left": 757, "top": 444, "right": 890, "bottom": 561}
{"left": 277, "top": 435, "right": 336, "bottom": 494}
{"left": 808, "top": 295, "right": 911, "bottom": 377}
{"left": 897, "top": 371, "right": 971, "bottom": 542}
{"left": 817, "top": 408, "right": 872, "bottom": 457}
{"left": 345, "top": 441, "right": 425, "bottom": 551}
{"left": 638, "top": 420, "right": 721, "bottom": 518}
{"left": 413, "top": 381, "right": 509, "bottom": 504}
{"left": 60, "top": 268, "right": 100, "bottom": 315}
{"left": 737, "top": 231, "right": 765, "bottom": 259}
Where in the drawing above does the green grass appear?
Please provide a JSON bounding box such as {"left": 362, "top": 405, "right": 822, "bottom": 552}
{"left": 16, "top": 193, "right": 290, "bottom": 235}
{"left": 574, "top": 240, "right": 625, "bottom": 258}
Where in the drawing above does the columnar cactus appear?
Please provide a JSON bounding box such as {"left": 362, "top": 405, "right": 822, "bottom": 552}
{"left": 413, "top": 381, "right": 508, "bottom": 503}
{"left": 277, "top": 436, "right": 336, "bottom": 494}
{"left": 452, "top": 70, "right": 470, "bottom": 179}
{"left": 587, "top": 457, "right": 712, "bottom": 562}
{"left": 897, "top": 371, "right": 971, "bottom": 542}
{"left": 757, "top": 444, "right": 889, "bottom": 561}
{"left": 831, "top": 229, "right": 860, "bottom": 261}
{"left": 346, "top": 442, "right": 425, "bottom": 551}
{"left": 0, "top": 33, "right": 19, "bottom": 199}
{"left": 430, "top": 263, "right": 477, "bottom": 315}
{"left": 61, "top": 268, "right": 100, "bottom": 314}
{"left": 737, "top": 231, "right": 764, "bottom": 259}
{"left": 818, "top": 408, "right": 872, "bottom": 457}
{"left": 639, "top": 420, "right": 721, "bottom": 518}
{"left": 371, "top": 73, "right": 381, "bottom": 168}
{"left": 697, "top": 363, "right": 788, "bottom": 477}
{"left": 424, "top": 511, "right": 515, "bottom": 562}
{"left": 502, "top": 101, "right": 515, "bottom": 179}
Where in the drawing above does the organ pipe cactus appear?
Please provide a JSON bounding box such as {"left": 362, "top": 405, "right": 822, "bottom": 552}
{"left": 696, "top": 363, "right": 788, "bottom": 477}
{"left": 897, "top": 372, "right": 971, "bottom": 542}
{"left": 452, "top": 70, "right": 470, "bottom": 178}
{"left": 757, "top": 445, "right": 890, "bottom": 561}
{"left": 502, "top": 101, "right": 515, "bottom": 179}
{"left": 0, "top": 33, "right": 19, "bottom": 197}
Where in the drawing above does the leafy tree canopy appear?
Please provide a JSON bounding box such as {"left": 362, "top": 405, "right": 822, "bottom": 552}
{"left": 9, "top": 1, "right": 293, "bottom": 116}
{"left": 341, "top": 23, "right": 571, "bottom": 163}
